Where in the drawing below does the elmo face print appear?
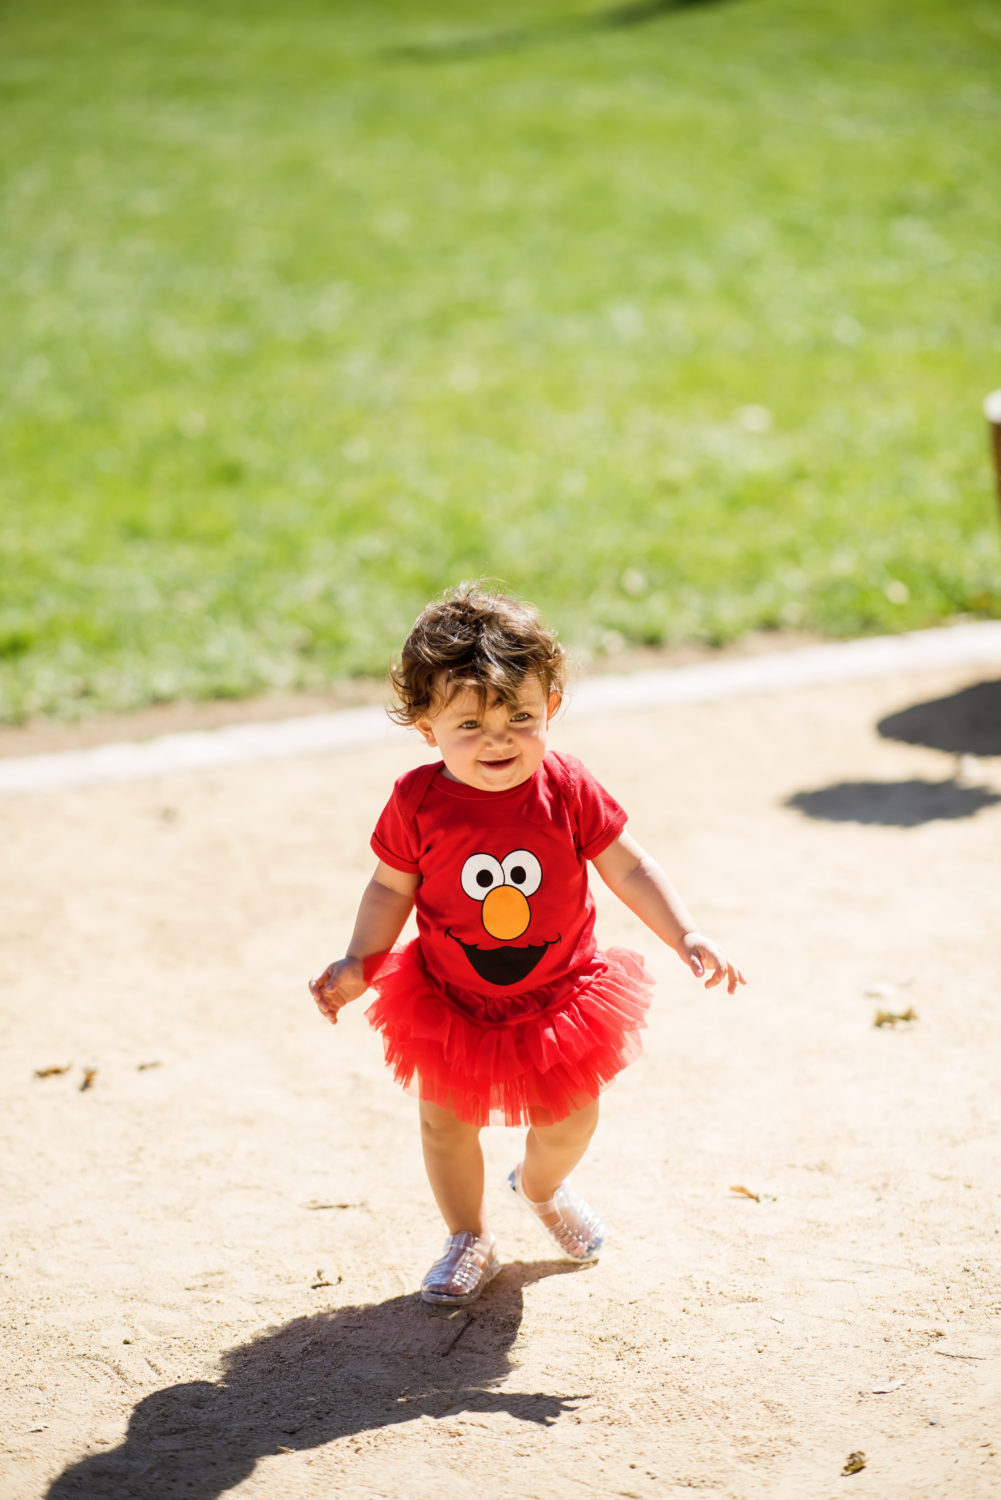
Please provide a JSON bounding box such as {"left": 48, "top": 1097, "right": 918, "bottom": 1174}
{"left": 446, "top": 848, "right": 559, "bottom": 986}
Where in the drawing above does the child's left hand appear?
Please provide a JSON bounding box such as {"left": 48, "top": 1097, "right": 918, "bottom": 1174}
{"left": 680, "top": 932, "right": 747, "bottom": 995}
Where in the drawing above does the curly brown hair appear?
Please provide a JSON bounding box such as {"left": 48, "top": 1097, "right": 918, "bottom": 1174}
{"left": 389, "top": 583, "right": 567, "bottom": 727}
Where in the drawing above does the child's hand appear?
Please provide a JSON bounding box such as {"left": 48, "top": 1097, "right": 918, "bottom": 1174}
{"left": 680, "top": 932, "right": 747, "bottom": 995}
{"left": 309, "top": 956, "right": 368, "bottom": 1024}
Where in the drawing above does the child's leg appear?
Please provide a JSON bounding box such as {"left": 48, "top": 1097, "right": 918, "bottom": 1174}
{"left": 419, "top": 1097, "right": 488, "bottom": 1238}
{"left": 521, "top": 1097, "right": 599, "bottom": 1213}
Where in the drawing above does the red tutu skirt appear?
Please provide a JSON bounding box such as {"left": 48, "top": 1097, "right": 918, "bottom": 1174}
{"left": 364, "top": 941, "right": 653, "bottom": 1127}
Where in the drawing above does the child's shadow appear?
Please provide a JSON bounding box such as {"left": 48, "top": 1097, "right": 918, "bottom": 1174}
{"left": 47, "top": 1261, "right": 589, "bottom": 1500}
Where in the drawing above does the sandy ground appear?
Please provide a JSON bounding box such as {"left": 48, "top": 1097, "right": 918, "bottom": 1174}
{"left": 2, "top": 656, "right": 1001, "bottom": 1500}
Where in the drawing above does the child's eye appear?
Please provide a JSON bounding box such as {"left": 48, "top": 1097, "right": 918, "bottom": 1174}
{"left": 458, "top": 720, "right": 479, "bottom": 731}
{"left": 511, "top": 712, "right": 532, "bottom": 723}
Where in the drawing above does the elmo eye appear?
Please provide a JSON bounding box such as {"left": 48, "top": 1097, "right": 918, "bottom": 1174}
{"left": 501, "top": 849, "right": 542, "bottom": 896}
{"left": 460, "top": 853, "right": 504, "bottom": 901}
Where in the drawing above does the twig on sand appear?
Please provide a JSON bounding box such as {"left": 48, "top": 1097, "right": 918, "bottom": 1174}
{"left": 310, "top": 1269, "right": 342, "bottom": 1290}
{"left": 934, "top": 1349, "right": 990, "bottom": 1361}
{"left": 441, "top": 1314, "right": 473, "bottom": 1356}
{"left": 301, "top": 1200, "right": 363, "bottom": 1211}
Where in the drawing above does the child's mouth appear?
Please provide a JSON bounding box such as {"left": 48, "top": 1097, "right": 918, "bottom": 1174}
{"left": 481, "top": 757, "right": 516, "bottom": 770}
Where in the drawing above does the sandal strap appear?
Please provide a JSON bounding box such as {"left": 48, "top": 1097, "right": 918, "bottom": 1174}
{"left": 511, "top": 1164, "right": 556, "bottom": 1215}
{"left": 508, "top": 1163, "right": 604, "bottom": 1262}
{"left": 421, "top": 1231, "right": 500, "bottom": 1304}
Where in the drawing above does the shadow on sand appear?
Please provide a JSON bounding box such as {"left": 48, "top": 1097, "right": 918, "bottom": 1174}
{"left": 784, "top": 777, "right": 1001, "bottom": 827}
{"left": 48, "top": 1262, "right": 589, "bottom": 1500}
{"left": 385, "top": 0, "right": 740, "bottom": 62}
{"left": 786, "top": 679, "right": 1001, "bottom": 826}
{"left": 877, "top": 679, "right": 1001, "bottom": 757}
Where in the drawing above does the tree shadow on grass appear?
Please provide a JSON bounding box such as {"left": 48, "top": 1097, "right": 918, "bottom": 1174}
{"left": 784, "top": 778, "right": 1001, "bottom": 827}
{"left": 47, "top": 1261, "right": 589, "bottom": 1500}
{"left": 877, "top": 680, "right": 1001, "bottom": 757}
{"left": 385, "top": 0, "right": 742, "bottom": 62}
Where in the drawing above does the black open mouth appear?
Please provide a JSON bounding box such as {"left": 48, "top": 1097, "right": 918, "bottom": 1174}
{"left": 446, "top": 930, "right": 559, "bottom": 987}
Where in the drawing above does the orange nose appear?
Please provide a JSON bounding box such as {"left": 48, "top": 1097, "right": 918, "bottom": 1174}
{"left": 481, "top": 885, "right": 531, "bottom": 941}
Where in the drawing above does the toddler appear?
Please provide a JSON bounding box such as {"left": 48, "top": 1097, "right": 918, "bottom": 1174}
{"left": 310, "top": 585, "right": 745, "bottom": 1306}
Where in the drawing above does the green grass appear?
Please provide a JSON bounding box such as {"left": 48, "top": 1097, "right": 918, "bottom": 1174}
{"left": 1, "top": 0, "right": 999, "bottom": 721}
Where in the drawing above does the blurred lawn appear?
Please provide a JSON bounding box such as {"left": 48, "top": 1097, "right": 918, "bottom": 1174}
{"left": 1, "top": 0, "right": 999, "bottom": 721}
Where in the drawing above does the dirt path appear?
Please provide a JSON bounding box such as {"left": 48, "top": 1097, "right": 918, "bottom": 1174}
{"left": 2, "top": 656, "right": 1000, "bottom": 1499}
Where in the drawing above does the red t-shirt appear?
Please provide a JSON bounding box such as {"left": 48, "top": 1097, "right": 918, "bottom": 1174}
{"left": 371, "top": 751, "right": 627, "bottom": 997}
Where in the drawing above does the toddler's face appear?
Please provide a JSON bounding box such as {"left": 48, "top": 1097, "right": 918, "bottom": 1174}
{"left": 417, "top": 675, "right": 559, "bottom": 792}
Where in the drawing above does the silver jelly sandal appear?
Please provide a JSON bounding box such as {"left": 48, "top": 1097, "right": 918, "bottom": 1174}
{"left": 508, "top": 1164, "right": 605, "bottom": 1262}
{"left": 420, "top": 1231, "right": 501, "bottom": 1307}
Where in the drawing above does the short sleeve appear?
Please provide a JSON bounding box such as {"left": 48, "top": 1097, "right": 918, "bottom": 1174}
{"left": 556, "top": 753, "right": 627, "bottom": 860}
{"left": 371, "top": 782, "right": 421, "bottom": 873}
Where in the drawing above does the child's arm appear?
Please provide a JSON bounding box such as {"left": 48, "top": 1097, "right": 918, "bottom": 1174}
{"left": 309, "top": 860, "right": 419, "bottom": 1025}
{"left": 591, "top": 831, "right": 746, "bottom": 995}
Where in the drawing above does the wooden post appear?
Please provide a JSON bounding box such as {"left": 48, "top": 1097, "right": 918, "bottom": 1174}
{"left": 986, "top": 390, "right": 1001, "bottom": 515}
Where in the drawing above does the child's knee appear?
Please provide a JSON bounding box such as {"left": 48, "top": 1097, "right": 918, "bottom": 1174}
{"left": 534, "top": 1100, "right": 599, "bottom": 1150}
{"left": 419, "top": 1100, "right": 478, "bottom": 1148}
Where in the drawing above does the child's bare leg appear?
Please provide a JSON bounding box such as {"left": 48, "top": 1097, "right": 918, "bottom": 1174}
{"left": 520, "top": 1097, "right": 599, "bottom": 1220}
{"left": 419, "top": 1098, "right": 488, "bottom": 1238}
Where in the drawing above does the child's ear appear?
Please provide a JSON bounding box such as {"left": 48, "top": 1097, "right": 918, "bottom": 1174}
{"left": 546, "top": 691, "right": 561, "bottom": 723}
{"left": 415, "top": 718, "right": 438, "bottom": 748}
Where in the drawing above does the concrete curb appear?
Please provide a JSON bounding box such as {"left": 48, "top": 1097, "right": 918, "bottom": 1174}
{"left": 2, "top": 621, "right": 1000, "bottom": 798}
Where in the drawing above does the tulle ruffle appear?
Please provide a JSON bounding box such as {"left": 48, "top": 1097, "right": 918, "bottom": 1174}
{"left": 364, "top": 941, "right": 653, "bottom": 1127}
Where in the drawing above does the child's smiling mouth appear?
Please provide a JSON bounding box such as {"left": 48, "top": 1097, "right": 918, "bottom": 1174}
{"left": 480, "top": 756, "right": 516, "bottom": 770}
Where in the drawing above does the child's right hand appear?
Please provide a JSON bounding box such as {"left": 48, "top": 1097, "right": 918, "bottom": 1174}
{"left": 309, "top": 956, "right": 368, "bottom": 1025}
